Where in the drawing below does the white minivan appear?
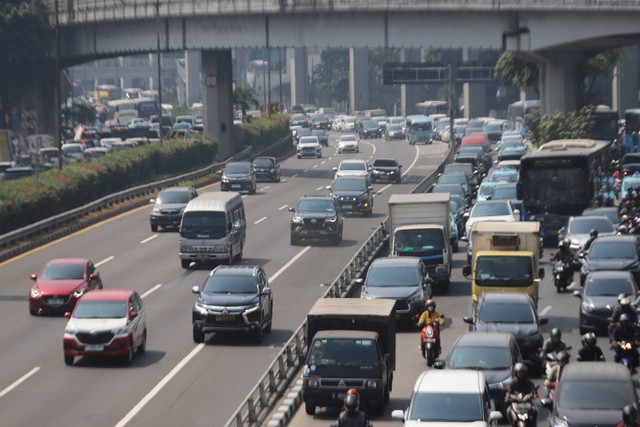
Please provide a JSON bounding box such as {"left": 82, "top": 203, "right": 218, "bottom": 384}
{"left": 179, "top": 192, "right": 246, "bottom": 269}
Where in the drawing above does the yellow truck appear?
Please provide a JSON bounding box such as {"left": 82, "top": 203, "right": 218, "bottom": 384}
{"left": 462, "top": 221, "right": 544, "bottom": 306}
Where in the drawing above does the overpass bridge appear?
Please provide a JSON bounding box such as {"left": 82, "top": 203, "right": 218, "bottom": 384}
{"left": 43, "top": 0, "right": 640, "bottom": 155}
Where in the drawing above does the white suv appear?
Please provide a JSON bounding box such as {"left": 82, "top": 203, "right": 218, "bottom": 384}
{"left": 297, "top": 136, "right": 322, "bottom": 158}
{"left": 333, "top": 159, "right": 370, "bottom": 180}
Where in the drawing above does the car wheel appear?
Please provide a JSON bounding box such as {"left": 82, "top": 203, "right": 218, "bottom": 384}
{"left": 290, "top": 234, "right": 298, "bottom": 246}
{"left": 29, "top": 307, "right": 38, "bottom": 316}
{"left": 249, "top": 184, "right": 256, "bottom": 195}
{"left": 193, "top": 325, "right": 205, "bottom": 344}
{"left": 181, "top": 259, "right": 191, "bottom": 269}
{"left": 123, "top": 339, "right": 134, "bottom": 365}
{"left": 64, "top": 354, "right": 74, "bottom": 366}
{"left": 297, "top": 155, "right": 301, "bottom": 159}
{"left": 234, "top": 242, "right": 243, "bottom": 262}
{"left": 305, "top": 402, "right": 316, "bottom": 415}
{"left": 254, "top": 320, "right": 264, "bottom": 343}
{"left": 151, "top": 224, "right": 158, "bottom": 232}
{"left": 265, "top": 305, "right": 273, "bottom": 333}
{"left": 136, "top": 330, "right": 147, "bottom": 355}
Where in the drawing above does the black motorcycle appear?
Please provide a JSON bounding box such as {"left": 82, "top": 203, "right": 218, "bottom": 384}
{"left": 552, "top": 260, "right": 573, "bottom": 292}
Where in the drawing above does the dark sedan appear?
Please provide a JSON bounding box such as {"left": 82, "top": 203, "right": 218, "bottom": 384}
{"left": 580, "top": 235, "right": 640, "bottom": 287}
{"left": 252, "top": 156, "right": 281, "bottom": 182}
{"left": 149, "top": 186, "right": 198, "bottom": 232}
{"left": 221, "top": 161, "right": 256, "bottom": 194}
{"left": 327, "top": 175, "right": 374, "bottom": 216}
{"left": 464, "top": 292, "right": 547, "bottom": 372}
{"left": 311, "top": 129, "right": 329, "bottom": 146}
{"left": 371, "top": 158, "right": 402, "bottom": 183}
{"left": 575, "top": 270, "right": 638, "bottom": 335}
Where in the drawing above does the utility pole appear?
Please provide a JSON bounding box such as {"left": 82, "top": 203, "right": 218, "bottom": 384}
{"left": 156, "top": 0, "right": 163, "bottom": 144}
{"left": 54, "top": 0, "right": 63, "bottom": 169}
{"left": 448, "top": 64, "right": 455, "bottom": 147}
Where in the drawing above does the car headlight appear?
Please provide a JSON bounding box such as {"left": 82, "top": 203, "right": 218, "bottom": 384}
{"left": 194, "top": 302, "right": 208, "bottom": 315}
{"left": 111, "top": 326, "right": 128, "bottom": 336}
{"left": 305, "top": 378, "right": 319, "bottom": 387}
{"left": 582, "top": 301, "right": 595, "bottom": 312}
{"left": 221, "top": 177, "right": 229, "bottom": 183}
{"left": 30, "top": 288, "right": 41, "bottom": 298}
{"left": 270, "top": 168, "right": 275, "bottom": 173}
{"left": 65, "top": 326, "right": 79, "bottom": 335}
{"left": 407, "top": 290, "right": 422, "bottom": 305}
{"left": 73, "top": 289, "right": 86, "bottom": 298}
{"left": 365, "top": 380, "right": 378, "bottom": 388}
{"left": 152, "top": 207, "right": 161, "bottom": 214}
{"left": 325, "top": 216, "right": 337, "bottom": 223}
{"left": 292, "top": 215, "right": 304, "bottom": 224}
{"left": 243, "top": 303, "right": 260, "bottom": 314}
{"left": 214, "top": 245, "right": 229, "bottom": 253}
{"left": 552, "top": 417, "right": 569, "bottom": 427}
{"left": 180, "top": 244, "right": 194, "bottom": 252}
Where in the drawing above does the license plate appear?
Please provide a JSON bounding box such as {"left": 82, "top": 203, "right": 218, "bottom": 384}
{"left": 342, "top": 204, "right": 353, "bottom": 209}
{"left": 216, "top": 314, "right": 235, "bottom": 321}
{"left": 48, "top": 298, "right": 64, "bottom": 306}
{"left": 84, "top": 344, "right": 104, "bottom": 352}
{"left": 424, "top": 338, "right": 436, "bottom": 343}
{"left": 231, "top": 184, "right": 241, "bottom": 189}
{"left": 380, "top": 176, "right": 389, "bottom": 179}
{"left": 197, "top": 254, "right": 208, "bottom": 259}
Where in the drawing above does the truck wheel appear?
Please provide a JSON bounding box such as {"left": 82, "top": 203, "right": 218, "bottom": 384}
{"left": 304, "top": 402, "right": 316, "bottom": 415}
{"left": 151, "top": 224, "right": 158, "bottom": 232}
{"left": 384, "top": 383, "right": 390, "bottom": 403}
{"left": 193, "top": 326, "right": 205, "bottom": 344}
{"left": 181, "top": 259, "right": 191, "bottom": 269}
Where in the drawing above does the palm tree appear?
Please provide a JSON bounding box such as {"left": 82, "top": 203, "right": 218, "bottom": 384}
{"left": 233, "top": 87, "right": 259, "bottom": 122}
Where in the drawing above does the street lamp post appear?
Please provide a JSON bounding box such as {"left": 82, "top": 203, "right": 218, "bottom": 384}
{"left": 54, "top": 0, "right": 63, "bottom": 169}
{"left": 156, "top": 0, "right": 163, "bottom": 145}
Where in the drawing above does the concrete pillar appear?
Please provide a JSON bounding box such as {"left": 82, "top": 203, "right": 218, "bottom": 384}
{"left": 462, "top": 48, "right": 486, "bottom": 119}
{"left": 185, "top": 50, "right": 202, "bottom": 108}
{"left": 202, "top": 49, "right": 234, "bottom": 160}
{"left": 234, "top": 48, "right": 250, "bottom": 87}
{"left": 289, "top": 47, "right": 309, "bottom": 107}
{"left": 539, "top": 53, "right": 582, "bottom": 114}
{"left": 349, "top": 48, "right": 369, "bottom": 114}
{"left": 613, "top": 44, "right": 640, "bottom": 113}
{"left": 400, "top": 48, "right": 421, "bottom": 117}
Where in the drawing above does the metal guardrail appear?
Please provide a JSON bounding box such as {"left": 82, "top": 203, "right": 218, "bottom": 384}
{"left": 224, "top": 141, "right": 456, "bottom": 427}
{"left": 43, "top": 0, "right": 640, "bottom": 25}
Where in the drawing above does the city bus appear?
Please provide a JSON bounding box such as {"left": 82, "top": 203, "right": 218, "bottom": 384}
{"left": 516, "top": 138, "right": 613, "bottom": 243}
{"left": 405, "top": 114, "right": 433, "bottom": 145}
{"left": 415, "top": 100, "right": 448, "bottom": 116}
{"left": 624, "top": 108, "right": 640, "bottom": 153}
{"left": 93, "top": 84, "right": 119, "bottom": 104}
{"left": 133, "top": 97, "right": 159, "bottom": 119}
{"left": 507, "top": 100, "right": 540, "bottom": 135}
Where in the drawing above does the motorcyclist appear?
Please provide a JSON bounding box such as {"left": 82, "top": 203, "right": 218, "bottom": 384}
{"left": 617, "top": 405, "right": 640, "bottom": 427}
{"left": 541, "top": 328, "right": 568, "bottom": 358}
{"left": 582, "top": 229, "right": 599, "bottom": 252}
{"left": 609, "top": 295, "right": 638, "bottom": 338}
{"left": 552, "top": 239, "right": 574, "bottom": 284}
{"left": 577, "top": 332, "right": 605, "bottom": 362}
{"left": 544, "top": 351, "right": 570, "bottom": 395}
{"left": 505, "top": 363, "right": 538, "bottom": 426}
{"left": 611, "top": 313, "right": 640, "bottom": 372}
{"left": 418, "top": 299, "right": 445, "bottom": 353}
{"left": 337, "top": 388, "right": 370, "bottom": 427}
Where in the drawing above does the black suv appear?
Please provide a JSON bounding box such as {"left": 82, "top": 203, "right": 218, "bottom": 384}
{"left": 289, "top": 195, "right": 343, "bottom": 245}
{"left": 149, "top": 186, "right": 198, "bottom": 232}
{"left": 327, "top": 175, "right": 374, "bottom": 216}
{"left": 221, "top": 161, "right": 256, "bottom": 194}
{"left": 252, "top": 156, "right": 281, "bottom": 182}
{"left": 371, "top": 158, "right": 402, "bottom": 183}
{"left": 191, "top": 265, "right": 273, "bottom": 342}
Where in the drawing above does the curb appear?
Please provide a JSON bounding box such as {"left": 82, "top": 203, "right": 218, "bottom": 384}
{"left": 266, "top": 379, "right": 303, "bottom": 427}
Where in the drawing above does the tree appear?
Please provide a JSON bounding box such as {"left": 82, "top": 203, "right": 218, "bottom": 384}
{"left": 62, "top": 98, "right": 97, "bottom": 127}
{"left": 525, "top": 108, "right": 594, "bottom": 147}
{"left": 581, "top": 49, "right": 624, "bottom": 106}
{"left": 311, "top": 48, "right": 349, "bottom": 107}
{"left": 233, "top": 87, "right": 259, "bottom": 121}
{"left": 494, "top": 52, "right": 539, "bottom": 95}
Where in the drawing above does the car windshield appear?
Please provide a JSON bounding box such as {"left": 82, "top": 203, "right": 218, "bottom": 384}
{"left": 297, "top": 199, "right": 335, "bottom": 212}
{"left": 569, "top": 217, "right": 614, "bottom": 234}
{"left": 291, "top": 114, "right": 306, "bottom": 120}
{"left": 586, "top": 276, "right": 635, "bottom": 296}
{"left": 339, "top": 136, "right": 357, "bottom": 142}
{"left": 432, "top": 185, "right": 462, "bottom": 196}
{"left": 202, "top": 274, "right": 257, "bottom": 294}
{"left": 449, "top": 345, "right": 512, "bottom": 370}
{"left": 475, "top": 256, "right": 532, "bottom": 286}
{"left": 157, "top": 190, "right": 191, "bottom": 204}
{"left": 366, "top": 265, "right": 420, "bottom": 287}
{"left": 180, "top": 211, "right": 227, "bottom": 239}
{"left": 395, "top": 229, "right": 445, "bottom": 252}
{"left": 388, "top": 125, "right": 402, "bottom": 131}
{"left": 73, "top": 300, "right": 127, "bottom": 319}
{"left": 363, "top": 121, "right": 378, "bottom": 130}
{"left": 478, "top": 183, "right": 501, "bottom": 197}
{"left": 472, "top": 202, "right": 511, "bottom": 217}
{"left": 225, "top": 163, "right": 250, "bottom": 174}
{"left": 63, "top": 145, "right": 82, "bottom": 153}
{"left": 478, "top": 301, "right": 534, "bottom": 323}
{"left": 299, "top": 137, "right": 317, "bottom": 144}
{"left": 312, "top": 130, "right": 326, "bottom": 136}
{"left": 373, "top": 159, "right": 398, "bottom": 167}
{"left": 340, "top": 162, "right": 366, "bottom": 171}
{"left": 439, "top": 175, "right": 466, "bottom": 185}
{"left": 557, "top": 380, "right": 634, "bottom": 410}
{"left": 409, "top": 392, "right": 483, "bottom": 422}
{"left": 253, "top": 158, "right": 274, "bottom": 167}
{"left": 589, "top": 240, "right": 637, "bottom": 259}
{"left": 41, "top": 263, "right": 85, "bottom": 280}
{"left": 492, "top": 186, "right": 517, "bottom": 200}
{"left": 308, "top": 338, "right": 378, "bottom": 365}
{"left": 333, "top": 179, "right": 366, "bottom": 192}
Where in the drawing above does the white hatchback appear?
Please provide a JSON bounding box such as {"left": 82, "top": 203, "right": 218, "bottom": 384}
{"left": 464, "top": 200, "right": 519, "bottom": 237}
{"left": 337, "top": 134, "right": 359, "bottom": 153}
{"left": 297, "top": 136, "right": 322, "bottom": 158}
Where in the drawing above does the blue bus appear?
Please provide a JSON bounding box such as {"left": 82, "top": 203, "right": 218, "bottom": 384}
{"left": 507, "top": 100, "right": 540, "bottom": 136}
{"left": 405, "top": 115, "right": 432, "bottom": 145}
{"left": 415, "top": 100, "right": 448, "bottom": 116}
{"left": 517, "top": 139, "right": 613, "bottom": 243}
{"left": 624, "top": 109, "right": 640, "bottom": 153}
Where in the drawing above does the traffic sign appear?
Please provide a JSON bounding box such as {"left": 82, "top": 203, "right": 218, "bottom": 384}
{"left": 204, "top": 73, "right": 218, "bottom": 88}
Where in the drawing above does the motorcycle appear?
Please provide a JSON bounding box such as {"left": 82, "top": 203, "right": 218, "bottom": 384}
{"left": 420, "top": 320, "right": 441, "bottom": 367}
{"left": 542, "top": 347, "right": 572, "bottom": 379}
{"left": 507, "top": 391, "right": 538, "bottom": 427}
{"left": 545, "top": 381, "right": 556, "bottom": 401}
{"left": 552, "top": 260, "right": 573, "bottom": 292}
{"left": 615, "top": 341, "right": 637, "bottom": 373}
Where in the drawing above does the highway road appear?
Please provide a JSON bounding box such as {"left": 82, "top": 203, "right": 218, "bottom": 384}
{"left": 0, "top": 132, "right": 448, "bottom": 427}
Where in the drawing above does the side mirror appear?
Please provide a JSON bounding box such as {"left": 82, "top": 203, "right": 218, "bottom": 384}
{"left": 30, "top": 274, "right": 37, "bottom": 281}
{"left": 539, "top": 317, "right": 549, "bottom": 325}
{"left": 368, "top": 186, "right": 374, "bottom": 191}
{"left": 463, "top": 316, "right": 474, "bottom": 325}
{"left": 538, "top": 268, "right": 545, "bottom": 279}
{"left": 354, "top": 278, "right": 364, "bottom": 285}
{"left": 149, "top": 198, "right": 156, "bottom": 203}
{"left": 391, "top": 410, "right": 406, "bottom": 421}
{"left": 64, "top": 312, "right": 72, "bottom": 319}
{"left": 288, "top": 207, "right": 295, "bottom": 212}
{"left": 191, "top": 285, "right": 201, "bottom": 294}
{"left": 326, "top": 185, "right": 332, "bottom": 191}
{"left": 540, "top": 397, "right": 553, "bottom": 410}
{"left": 332, "top": 167, "right": 338, "bottom": 171}
{"left": 130, "top": 310, "right": 138, "bottom": 320}
{"left": 573, "top": 290, "right": 582, "bottom": 298}
{"left": 462, "top": 265, "right": 472, "bottom": 277}
{"left": 432, "top": 360, "right": 446, "bottom": 369}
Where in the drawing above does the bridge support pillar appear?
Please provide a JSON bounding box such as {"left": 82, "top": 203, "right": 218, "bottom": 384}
{"left": 202, "top": 49, "right": 234, "bottom": 160}
{"left": 462, "top": 48, "right": 487, "bottom": 118}
{"left": 401, "top": 48, "right": 422, "bottom": 117}
{"left": 349, "top": 48, "right": 369, "bottom": 113}
{"left": 186, "top": 50, "right": 202, "bottom": 108}
{"left": 539, "top": 53, "right": 583, "bottom": 114}
{"left": 289, "top": 47, "right": 309, "bottom": 107}
{"left": 613, "top": 45, "right": 640, "bottom": 113}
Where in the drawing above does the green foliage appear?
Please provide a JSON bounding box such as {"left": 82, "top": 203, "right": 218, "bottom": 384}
{"left": 233, "top": 114, "right": 289, "bottom": 148}
{"left": 582, "top": 49, "right": 624, "bottom": 106}
{"left": 62, "top": 98, "right": 97, "bottom": 125}
{"left": 312, "top": 48, "right": 349, "bottom": 105}
{"left": 525, "top": 108, "right": 595, "bottom": 147}
{"left": 234, "top": 87, "right": 259, "bottom": 118}
{"left": 494, "top": 52, "right": 539, "bottom": 93}
{"left": 369, "top": 48, "right": 401, "bottom": 113}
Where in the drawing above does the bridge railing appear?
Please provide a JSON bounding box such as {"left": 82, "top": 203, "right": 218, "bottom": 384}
{"left": 44, "top": 0, "right": 640, "bottom": 25}
{"left": 224, "top": 141, "right": 456, "bottom": 427}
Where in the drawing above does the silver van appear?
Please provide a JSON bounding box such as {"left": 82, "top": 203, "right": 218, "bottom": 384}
{"left": 179, "top": 192, "right": 246, "bottom": 269}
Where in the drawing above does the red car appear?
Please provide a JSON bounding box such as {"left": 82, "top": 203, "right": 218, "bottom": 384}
{"left": 29, "top": 258, "right": 103, "bottom": 315}
{"left": 63, "top": 289, "right": 147, "bottom": 366}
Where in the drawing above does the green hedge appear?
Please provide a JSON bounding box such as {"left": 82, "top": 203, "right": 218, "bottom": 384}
{"left": 233, "top": 113, "right": 290, "bottom": 149}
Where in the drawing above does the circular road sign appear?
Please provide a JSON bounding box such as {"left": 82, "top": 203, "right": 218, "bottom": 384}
{"left": 204, "top": 74, "right": 218, "bottom": 88}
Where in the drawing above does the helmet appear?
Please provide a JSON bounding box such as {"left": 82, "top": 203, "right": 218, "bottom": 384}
{"left": 557, "top": 351, "right": 570, "bottom": 365}
{"left": 623, "top": 405, "right": 638, "bottom": 425}
{"left": 590, "top": 229, "right": 599, "bottom": 238}
{"left": 582, "top": 332, "right": 597, "bottom": 348}
{"left": 344, "top": 388, "right": 359, "bottom": 414}
{"left": 619, "top": 293, "right": 628, "bottom": 303}
{"left": 620, "top": 313, "right": 631, "bottom": 323}
{"left": 559, "top": 239, "right": 570, "bottom": 249}
{"left": 621, "top": 296, "right": 631, "bottom": 306}
{"left": 514, "top": 362, "right": 528, "bottom": 376}
{"left": 426, "top": 299, "right": 436, "bottom": 311}
{"left": 551, "top": 327, "right": 562, "bottom": 340}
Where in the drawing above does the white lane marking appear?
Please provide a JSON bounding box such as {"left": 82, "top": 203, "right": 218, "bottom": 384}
{"left": 321, "top": 161, "right": 326, "bottom": 164}
{"left": 140, "top": 235, "right": 158, "bottom": 244}
{"left": 95, "top": 256, "right": 114, "bottom": 267}
{"left": 303, "top": 170, "right": 309, "bottom": 173}
{"left": 270, "top": 246, "right": 311, "bottom": 283}
{"left": 375, "top": 183, "right": 393, "bottom": 195}
{"left": 316, "top": 186, "right": 325, "bottom": 191}
{"left": 402, "top": 144, "right": 421, "bottom": 176}
{"left": 539, "top": 305, "right": 552, "bottom": 317}
{"left": 360, "top": 140, "right": 376, "bottom": 157}
{"left": 278, "top": 204, "right": 289, "bottom": 211}
{"left": 114, "top": 344, "right": 205, "bottom": 427}
{"left": 313, "top": 164, "right": 319, "bottom": 168}
{"left": 292, "top": 174, "right": 299, "bottom": 178}
{"left": 0, "top": 367, "right": 40, "bottom": 398}
{"left": 141, "top": 284, "right": 162, "bottom": 299}
{"left": 241, "top": 195, "right": 248, "bottom": 199}
{"left": 255, "top": 217, "right": 267, "bottom": 224}
{"left": 262, "top": 186, "right": 271, "bottom": 190}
